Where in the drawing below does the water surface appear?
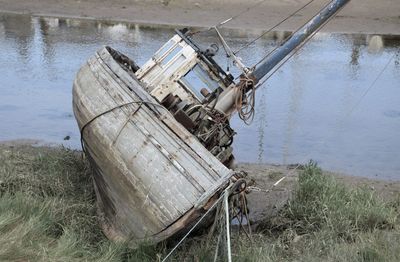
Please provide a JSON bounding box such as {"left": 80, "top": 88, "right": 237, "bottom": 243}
{"left": 0, "top": 13, "right": 399, "bottom": 179}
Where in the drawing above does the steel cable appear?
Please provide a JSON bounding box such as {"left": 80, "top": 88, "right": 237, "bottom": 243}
{"left": 252, "top": 0, "right": 333, "bottom": 70}
{"left": 233, "top": 0, "right": 317, "bottom": 55}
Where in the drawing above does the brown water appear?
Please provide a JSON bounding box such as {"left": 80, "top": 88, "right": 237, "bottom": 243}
{"left": 0, "top": 13, "right": 399, "bottom": 179}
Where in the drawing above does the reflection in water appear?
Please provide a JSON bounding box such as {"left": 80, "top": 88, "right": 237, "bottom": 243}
{"left": 256, "top": 92, "right": 267, "bottom": 163}
{"left": 282, "top": 54, "right": 304, "bottom": 165}
{"left": 350, "top": 44, "right": 360, "bottom": 67}
{"left": 0, "top": 14, "right": 33, "bottom": 64}
{"left": 367, "top": 35, "right": 384, "bottom": 54}
{"left": 104, "top": 23, "right": 129, "bottom": 40}
{"left": 0, "top": 13, "right": 399, "bottom": 179}
{"left": 39, "top": 18, "right": 57, "bottom": 68}
{"left": 348, "top": 34, "right": 364, "bottom": 79}
{"left": 272, "top": 31, "right": 292, "bottom": 43}
{"left": 394, "top": 47, "right": 400, "bottom": 68}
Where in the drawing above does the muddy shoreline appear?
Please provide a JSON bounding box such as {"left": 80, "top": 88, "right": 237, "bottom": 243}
{"left": 0, "top": 0, "right": 399, "bottom": 35}
{"left": 237, "top": 162, "right": 400, "bottom": 223}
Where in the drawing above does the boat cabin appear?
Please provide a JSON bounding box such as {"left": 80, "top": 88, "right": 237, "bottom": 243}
{"left": 135, "top": 29, "right": 234, "bottom": 108}
{"left": 134, "top": 29, "right": 236, "bottom": 166}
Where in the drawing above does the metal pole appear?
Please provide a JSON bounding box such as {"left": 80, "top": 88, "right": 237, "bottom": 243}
{"left": 251, "top": 0, "right": 350, "bottom": 82}
{"left": 224, "top": 190, "right": 232, "bottom": 262}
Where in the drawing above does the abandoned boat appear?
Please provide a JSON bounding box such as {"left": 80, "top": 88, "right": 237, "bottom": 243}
{"left": 72, "top": 0, "right": 350, "bottom": 244}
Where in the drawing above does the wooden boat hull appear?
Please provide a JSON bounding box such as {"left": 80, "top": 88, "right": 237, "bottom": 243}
{"left": 72, "top": 46, "right": 234, "bottom": 244}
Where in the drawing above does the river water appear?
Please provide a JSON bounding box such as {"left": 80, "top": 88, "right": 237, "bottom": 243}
{"left": 0, "top": 13, "right": 399, "bottom": 179}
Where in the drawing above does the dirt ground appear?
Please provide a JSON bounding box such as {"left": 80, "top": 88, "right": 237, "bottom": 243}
{"left": 0, "top": 0, "right": 399, "bottom": 35}
{"left": 237, "top": 162, "right": 400, "bottom": 223}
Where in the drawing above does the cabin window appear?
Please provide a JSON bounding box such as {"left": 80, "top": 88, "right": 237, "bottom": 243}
{"left": 179, "top": 64, "right": 220, "bottom": 100}
{"left": 153, "top": 38, "right": 184, "bottom": 67}
{"left": 154, "top": 39, "right": 176, "bottom": 60}
{"left": 163, "top": 54, "right": 186, "bottom": 76}
{"left": 160, "top": 45, "right": 183, "bottom": 66}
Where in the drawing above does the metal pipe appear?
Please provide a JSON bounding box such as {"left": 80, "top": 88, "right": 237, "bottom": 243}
{"left": 224, "top": 190, "right": 232, "bottom": 262}
{"left": 251, "top": 0, "right": 350, "bottom": 82}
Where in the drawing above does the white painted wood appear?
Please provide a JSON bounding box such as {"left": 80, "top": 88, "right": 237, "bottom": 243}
{"left": 72, "top": 46, "right": 233, "bottom": 244}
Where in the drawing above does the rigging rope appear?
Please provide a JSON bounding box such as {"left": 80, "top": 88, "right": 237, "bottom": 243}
{"left": 215, "top": 0, "right": 268, "bottom": 28}
{"left": 233, "top": 0, "right": 317, "bottom": 55}
{"left": 161, "top": 186, "right": 228, "bottom": 262}
{"left": 252, "top": 0, "right": 333, "bottom": 70}
{"left": 346, "top": 55, "right": 395, "bottom": 118}
{"left": 253, "top": 0, "right": 339, "bottom": 88}
{"left": 161, "top": 182, "right": 238, "bottom": 262}
{"left": 162, "top": 177, "right": 249, "bottom": 261}
{"left": 188, "top": 0, "right": 268, "bottom": 36}
{"left": 206, "top": 0, "right": 335, "bottom": 127}
{"left": 230, "top": 0, "right": 344, "bottom": 126}
{"left": 214, "top": 26, "right": 249, "bottom": 74}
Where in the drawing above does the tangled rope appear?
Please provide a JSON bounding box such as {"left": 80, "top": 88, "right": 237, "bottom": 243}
{"left": 207, "top": 177, "right": 251, "bottom": 262}
{"left": 162, "top": 174, "right": 250, "bottom": 261}
{"left": 235, "top": 77, "right": 256, "bottom": 125}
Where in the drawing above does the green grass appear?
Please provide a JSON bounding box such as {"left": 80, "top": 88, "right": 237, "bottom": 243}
{"left": 0, "top": 146, "right": 163, "bottom": 261}
{"left": 285, "top": 161, "right": 397, "bottom": 236}
{"left": 256, "top": 161, "right": 400, "bottom": 261}
{"left": 0, "top": 147, "right": 399, "bottom": 261}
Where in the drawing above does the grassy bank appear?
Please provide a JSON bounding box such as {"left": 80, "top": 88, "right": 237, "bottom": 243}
{"left": 0, "top": 145, "right": 399, "bottom": 261}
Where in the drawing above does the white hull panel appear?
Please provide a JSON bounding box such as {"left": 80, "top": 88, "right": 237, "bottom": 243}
{"left": 72, "top": 47, "right": 233, "bottom": 244}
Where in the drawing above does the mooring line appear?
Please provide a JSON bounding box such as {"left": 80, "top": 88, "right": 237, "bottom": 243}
{"left": 161, "top": 184, "right": 233, "bottom": 262}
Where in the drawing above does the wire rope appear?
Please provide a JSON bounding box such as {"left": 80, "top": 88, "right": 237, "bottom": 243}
{"left": 233, "top": 0, "right": 317, "bottom": 55}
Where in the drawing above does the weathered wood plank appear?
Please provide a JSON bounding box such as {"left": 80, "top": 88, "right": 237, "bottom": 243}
{"left": 97, "top": 49, "right": 232, "bottom": 180}
{"left": 72, "top": 46, "right": 234, "bottom": 243}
